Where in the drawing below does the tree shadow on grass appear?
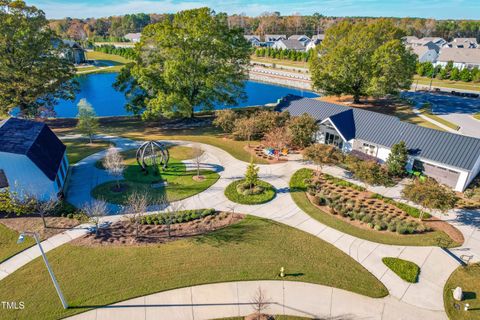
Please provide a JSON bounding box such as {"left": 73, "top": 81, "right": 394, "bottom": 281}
{"left": 194, "top": 219, "right": 261, "bottom": 247}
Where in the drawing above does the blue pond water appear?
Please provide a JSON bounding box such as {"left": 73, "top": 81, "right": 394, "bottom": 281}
{"left": 54, "top": 73, "right": 318, "bottom": 118}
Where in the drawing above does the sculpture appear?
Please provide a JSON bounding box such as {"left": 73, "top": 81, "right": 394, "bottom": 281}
{"left": 136, "top": 141, "right": 170, "bottom": 175}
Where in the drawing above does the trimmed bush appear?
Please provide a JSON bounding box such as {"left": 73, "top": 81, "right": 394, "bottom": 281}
{"left": 141, "top": 209, "right": 216, "bottom": 225}
{"left": 225, "top": 179, "right": 276, "bottom": 205}
{"left": 382, "top": 257, "right": 420, "bottom": 283}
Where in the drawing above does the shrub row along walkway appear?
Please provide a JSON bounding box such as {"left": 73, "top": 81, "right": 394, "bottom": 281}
{"left": 66, "top": 280, "right": 446, "bottom": 320}
{"left": 1, "top": 135, "right": 478, "bottom": 318}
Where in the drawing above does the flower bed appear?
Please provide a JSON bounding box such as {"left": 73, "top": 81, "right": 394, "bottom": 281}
{"left": 306, "top": 175, "right": 430, "bottom": 234}
{"left": 142, "top": 209, "right": 216, "bottom": 225}
{"left": 225, "top": 179, "right": 276, "bottom": 204}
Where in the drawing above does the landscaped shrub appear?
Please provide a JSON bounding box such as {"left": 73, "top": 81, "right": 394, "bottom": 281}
{"left": 141, "top": 209, "right": 216, "bottom": 225}
{"left": 323, "top": 174, "right": 366, "bottom": 191}
{"left": 371, "top": 193, "right": 430, "bottom": 219}
{"left": 382, "top": 257, "right": 420, "bottom": 283}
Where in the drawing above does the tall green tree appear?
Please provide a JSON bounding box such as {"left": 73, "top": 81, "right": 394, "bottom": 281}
{"left": 386, "top": 141, "right": 408, "bottom": 177}
{"left": 0, "top": 0, "right": 77, "bottom": 117}
{"left": 76, "top": 98, "right": 99, "bottom": 143}
{"left": 309, "top": 20, "right": 416, "bottom": 103}
{"left": 116, "top": 8, "right": 251, "bottom": 119}
{"left": 244, "top": 159, "right": 260, "bottom": 189}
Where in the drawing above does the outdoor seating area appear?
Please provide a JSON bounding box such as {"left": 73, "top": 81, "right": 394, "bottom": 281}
{"left": 253, "top": 145, "right": 289, "bottom": 161}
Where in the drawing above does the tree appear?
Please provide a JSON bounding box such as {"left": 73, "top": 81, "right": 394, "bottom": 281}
{"left": 83, "top": 199, "right": 108, "bottom": 236}
{"left": 303, "top": 143, "right": 341, "bottom": 174}
{"left": 250, "top": 286, "right": 270, "bottom": 319}
{"left": 233, "top": 117, "right": 257, "bottom": 146}
{"left": 34, "top": 198, "right": 58, "bottom": 229}
{"left": 103, "top": 147, "right": 125, "bottom": 190}
{"left": 262, "top": 127, "right": 291, "bottom": 159}
{"left": 309, "top": 20, "right": 416, "bottom": 103}
{"left": 213, "top": 109, "right": 238, "bottom": 133}
{"left": 386, "top": 141, "right": 408, "bottom": 177}
{"left": 76, "top": 99, "right": 99, "bottom": 143}
{"left": 116, "top": 8, "right": 251, "bottom": 119}
{"left": 288, "top": 114, "right": 319, "bottom": 148}
{"left": 123, "top": 191, "right": 149, "bottom": 238}
{"left": 192, "top": 144, "right": 205, "bottom": 178}
{"left": 402, "top": 178, "right": 458, "bottom": 219}
{"left": 244, "top": 159, "right": 260, "bottom": 189}
{"left": 0, "top": 0, "right": 77, "bottom": 117}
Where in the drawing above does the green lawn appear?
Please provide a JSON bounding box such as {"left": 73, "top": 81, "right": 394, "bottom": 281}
{"left": 0, "top": 223, "right": 35, "bottom": 263}
{"left": 52, "top": 118, "right": 268, "bottom": 164}
{"left": 290, "top": 169, "right": 460, "bottom": 247}
{"left": 382, "top": 257, "right": 420, "bottom": 283}
{"left": 414, "top": 76, "right": 480, "bottom": 92}
{"left": 0, "top": 216, "right": 387, "bottom": 320}
{"left": 63, "top": 138, "right": 112, "bottom": 165}
{"left": 92, "top": 149, "right": 219, "bottom": 204}
{"left": 444, "top": 263, "right": 480, "bottom": 320}
{"left": 251, "top": 56, "right": 308, "bottom": 69}
{"left": 75, "top": 51, "right": 130, "bottom": 74}
{"left": 224, "top": 180, "right": 276, "bottom": 205}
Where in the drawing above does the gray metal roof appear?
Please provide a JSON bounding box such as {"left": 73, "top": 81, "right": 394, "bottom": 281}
{"left": 276, "top": 95, "right": 480, "bottom": 171}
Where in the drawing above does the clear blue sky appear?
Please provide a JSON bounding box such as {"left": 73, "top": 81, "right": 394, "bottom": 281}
{"left": 29, "top": 0, "right": 480, "bottom": 19}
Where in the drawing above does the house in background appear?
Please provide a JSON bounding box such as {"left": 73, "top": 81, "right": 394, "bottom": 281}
{"left": 447, "top": 38, "right": 478, "bottom": 49}
{"left": 264, "top": 34, "right": 286, "bottom": 46}
{"left": 276, "top": 95, "right": 480, "bottom": 191}
{"left": 124, "top": 32, "right": 141, "bottom": 43}
{"left": 417, "top": 37, "right": 448, "bottom": 47}
{"left": 288, "top": 35, "right": 311, "bottom": 45}
{"left": 435, "top": 48, "right": 480, "bottom": 69}
{"left": 56, "top": 40, "right": 86, "bottom": 64}
{"left": 244, "top": 35, "right": 261, "bottom": 46}
{"left": 272, "top": 39, "right": 306, "bottom": 51}
{"left": 0, "top": 118, "right": 69, "bottom": 201}
{"left": 306, "top": 34, "right": 325, "bottom": 51}
{"left": 410, "top": 45, "right": 439, "bottom": 63}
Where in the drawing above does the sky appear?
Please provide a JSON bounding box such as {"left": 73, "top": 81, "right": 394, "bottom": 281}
{"left": 29, "top": 0, "right": 480, "bottom": 20}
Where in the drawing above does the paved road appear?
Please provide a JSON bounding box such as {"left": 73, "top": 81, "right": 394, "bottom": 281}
{"left": 67, "top": 281, "right": 447, "bottom": 320}
{"left": 403, "top": 91, "right": 480, "bottom": 138}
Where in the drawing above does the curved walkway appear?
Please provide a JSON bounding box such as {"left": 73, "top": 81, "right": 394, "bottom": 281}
{"left": 67, "top": 281, "right": 446, "bottom": 320}
{"left": 1, "top": 134, "right": 474, "bottom": 319}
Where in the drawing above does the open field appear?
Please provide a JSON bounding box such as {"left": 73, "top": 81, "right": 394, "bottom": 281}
{"left": 75, "top": 52, "right": 131, "bottom": 74}
{"left": 251, "top": 56, "right": 308, "bottom": 69}
{"left": 0, "top": 216, "right": 387, "bottom": 320}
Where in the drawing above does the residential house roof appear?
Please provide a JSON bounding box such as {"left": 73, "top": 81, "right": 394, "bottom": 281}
{"left": 244, "top": 35, "right": 261, "bottom": 42}
{"left": 275, "top": 39, "right": 305, "bottom": 50}
{"left": 311, "top": 34, "right": 325, "bottom": 42}
{"left": 402, "top": 36, "right": 419, "bottom": 44}
{"left": 276, "top": 95, "right": 480, "bottom": 171}
{"left": 288, "top": 35, "right": 310, "bottom": 41}
{"left": 411, "top": 45, "right": 438, "bottom": 57}
{"left": 265, "top": 34, "right": 286, "bottom": 41}
{"left": 437, "top": 48, "right": 480, "bottom": 64}
{"left": 0, "top": 118, "right": 66, "bottom": 181}
{"left": 448, "top": 38, "right": 478, "bottom": 48}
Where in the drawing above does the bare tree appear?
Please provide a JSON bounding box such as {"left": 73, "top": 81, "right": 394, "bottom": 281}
{"left": 156, "top": 195, "right": 183, "bottom": 239}
{"left": 82, "top": 199, "right": 108, "bottom": 236}
{"left": 20, "top": 192, "right": 58, "bottom": 229}
{"left": 103, "top": 147, "right": 125, "bottom": 190}
{"left": 123, "top": 191, "right": 149, "bottom": 239}
{"left": 250, "top": 286, "right": 270, "bottom": 320}
{"left": 192, "top": 144, "right": 206, "bottom": 178}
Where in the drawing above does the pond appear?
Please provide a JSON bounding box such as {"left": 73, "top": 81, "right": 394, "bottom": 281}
{"left": 53, "top": 73, "right": 318, "bottom": 118}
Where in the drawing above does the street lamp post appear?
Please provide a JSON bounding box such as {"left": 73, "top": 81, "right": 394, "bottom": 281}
{"left": 17, "top": 232, "right": 68, "bottom": 309}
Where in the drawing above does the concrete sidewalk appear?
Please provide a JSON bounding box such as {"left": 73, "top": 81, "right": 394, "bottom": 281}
{"left": 67, "top": 280, "right": 447, "bottom": 320}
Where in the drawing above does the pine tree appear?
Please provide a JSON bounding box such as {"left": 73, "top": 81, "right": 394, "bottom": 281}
{"left": 386, "top": 141, "right": 408, "bottom": 177}
{"left": 244, "top": 159, "right": 259, "bottom": 189}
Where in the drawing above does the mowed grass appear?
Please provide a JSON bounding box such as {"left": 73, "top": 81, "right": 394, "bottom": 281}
{"left": 224, "top": 180, "right": 276, "bottom": 205}
{"left": 0, "top": 223, "right": 35, "bottom": 263}
{"left": 0, "top": 216, "right": 387, "bottom": 320}
{"left": 414, "top": 75, "right": 480, "bottom": 92}
{"left": 382, "top": 257, "right": 420, "bottom": 283}
{"left": 444, "top": 263, "right": 480, "bottom": 320}
{"left": 63, "top": 138, "right": 112, "bottom": 164}
{"left": 92, "top": 146, "right": 220, "bottom": 204}
{"left": 51, "top": 117, "right": 268, "bottom": 164}
{"left": 290, "top": 169, "right": 460, "bottom": 247}
{"left": 76, "top": 51, "right": 131, "bottom": 74}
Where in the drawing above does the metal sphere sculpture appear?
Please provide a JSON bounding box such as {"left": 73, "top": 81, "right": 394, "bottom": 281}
{"left": 136, "top": 141, "right": 170, "bottom": 175}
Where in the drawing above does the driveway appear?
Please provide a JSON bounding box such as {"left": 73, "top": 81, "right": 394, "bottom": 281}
{"left": 403, "top": 91, "right": 480, "bottom": 138}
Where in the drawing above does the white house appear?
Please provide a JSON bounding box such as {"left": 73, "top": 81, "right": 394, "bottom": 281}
{"left": 264, "top": 34, "right": 286, "bottom": 47}
{"left": 0, "top": 118, "right": 69, "bottom": 201}
{"left": 244, "top": 35, "right": 261, "bottom": 46}
{"left": 435, "top": 48, "right": 480, "bottom": 69}
{"left": 276, "top": 95, "right": 480, "bottom": 191}
{"left": 288, "top": 35, "right": 310, "bottom": 45}
{"left": 124, "top": 33, "right": 141, "bottom": 43}
{"left": 272, "top": 39, "right": 306, "bottom": 51}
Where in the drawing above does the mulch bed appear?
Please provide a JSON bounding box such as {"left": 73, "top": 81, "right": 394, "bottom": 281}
{"left": 244, "top": 145, "right": 288, "bottom": 163}
{"left": 0, "top": 216, "right": 80, "bottom": 240}
{"left": 72, "top": 212, "right": 244, "bottom": 247}
{"left": 423, "top": 218, "right": 465, "bottom": 244}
